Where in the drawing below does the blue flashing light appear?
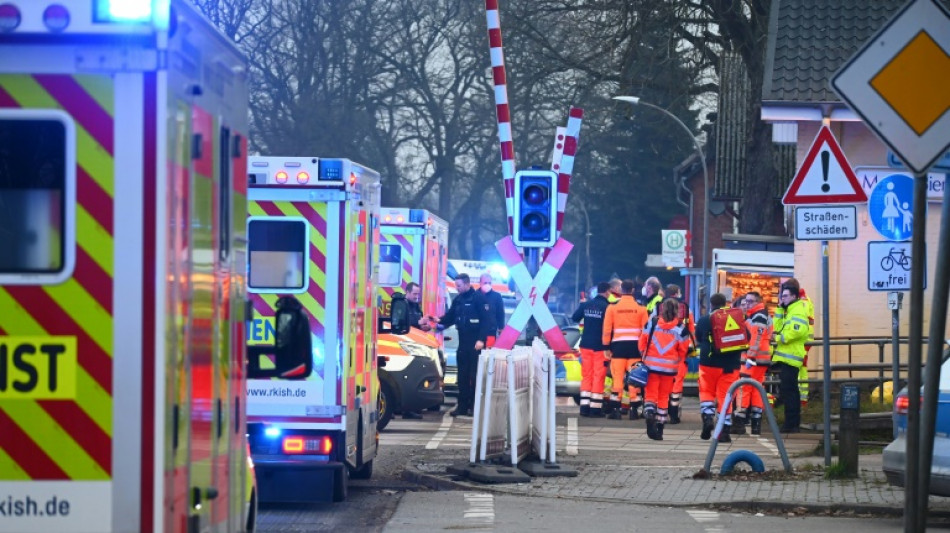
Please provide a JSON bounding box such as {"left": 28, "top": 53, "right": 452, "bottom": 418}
{"left": 264, "top": 427, "right": 281, "bottom": 438}
{"left": 94, "top": 0, "right": 155, "bottom": 23}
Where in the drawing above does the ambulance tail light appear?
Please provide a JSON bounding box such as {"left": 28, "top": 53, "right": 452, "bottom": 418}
{"left": 296, "top": 171, "right": 310, "bottom": 184}
{"left": 275, "top": 170, "right": 289, "bottom": 184}
{"left": 0, "top": 4, "right": 21, "bottom": 32}
{"left": 282, "top": 435, "right": 333, "bottom": 455}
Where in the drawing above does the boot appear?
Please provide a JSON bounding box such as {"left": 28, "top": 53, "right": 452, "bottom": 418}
{"left": 750, "top": 417, "right": 762, "bottom": 435}
{"left": 730, "top": 415, "right": 747, "bottom": 435}
{"left": 655, "top": 423, "right": 665, "bottom": 441}
{"left": 620, "top": 406, "right": 630, "bottom": 416}
{"left": 718, "top": 427, "right": 732, "bottom": 443}
{"left": 669, "top": 405, "right": 681, "bottom": 425}
{"left": 645, "top": 413, "right": 658, "bottom": 440}
{"left": 579, "top": 404, "right": 590, "bottom": 417}
{"left": 629, "top": 402, "right": 641, "bottom": 421}
{"left": 700, "top": 414, "right": 714, "bottom": 441}
{"left": 607, "top": 409, "right": 622, "bottom": 420}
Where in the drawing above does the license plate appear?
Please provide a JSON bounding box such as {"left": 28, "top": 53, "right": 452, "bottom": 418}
{"left": 445, "top": 374, "right": 457, "bottom": 385}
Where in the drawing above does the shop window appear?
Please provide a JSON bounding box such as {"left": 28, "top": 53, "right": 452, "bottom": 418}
{"left": 247, "top": 217, "right": 308, "bottom": 292}
{"left": 0, "top": 111, "right": 75, "bottom": 285}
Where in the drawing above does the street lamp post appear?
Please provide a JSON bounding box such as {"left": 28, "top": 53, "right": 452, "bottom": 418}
{"left": 613, "top": 95, "right": 710, "bottom": 309}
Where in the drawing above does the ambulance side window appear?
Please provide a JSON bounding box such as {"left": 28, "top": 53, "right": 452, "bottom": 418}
{"left": 247, "top": 218, "right": 308, "bottom": 292}
{"left": 0, "top": 112, "right": 75, "bottom": 284}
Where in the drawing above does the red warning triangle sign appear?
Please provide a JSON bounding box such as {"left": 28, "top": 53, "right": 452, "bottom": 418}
{"left": 782, "top": 126, "right": 868, "bottom": 205}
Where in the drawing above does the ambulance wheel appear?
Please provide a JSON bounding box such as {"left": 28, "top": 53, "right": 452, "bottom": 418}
{"left": 720, "top": 449, "right": 765, "bottom": 474}
{"left": 350, "top": 417, "right": 374, "bottom": 480}
{"left": 378, "top": 383, "right": 395, "bottom": 431}
{"left": 245, "top": 488, "right": 257, "bottom": 533}
{"left": 351, "top": 459, "right": 374, "bottom": 480}
{"left": 332, "top": 466, "right": 348, "bottom": 502}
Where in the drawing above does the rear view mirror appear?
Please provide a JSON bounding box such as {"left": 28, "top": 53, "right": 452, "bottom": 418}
{"left": 389, "top": 294, "right": 410, "bottom": 335}
{"left": 247, "top": 296, "right": 312, "bottom": 380}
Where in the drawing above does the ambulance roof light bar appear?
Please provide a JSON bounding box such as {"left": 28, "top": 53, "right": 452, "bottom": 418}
{"left": 93, "top": 0, "right": 157, "bottom": 23}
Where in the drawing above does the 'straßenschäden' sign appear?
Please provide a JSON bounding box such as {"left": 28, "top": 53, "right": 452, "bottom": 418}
{"left": 795, "top": 205, "right": 858, "bottom": 240}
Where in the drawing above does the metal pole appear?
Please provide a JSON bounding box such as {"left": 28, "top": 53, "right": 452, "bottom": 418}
{"left": 525, "top": 247, "right": 540, "bottom": 344}
{"left": 822, "top": 240, "right": 832, "bottom": 467}
{"left": 613, "top": 96, "right": 710, "bottom": 309}
{"left": 904, "top": 172, "right": 928, "bottom": 532}
{"left": 917, "top": 171, "right": 950, "bottom": 531}
{"left": 891, "top": 292, "right": 901, "bottom": 410}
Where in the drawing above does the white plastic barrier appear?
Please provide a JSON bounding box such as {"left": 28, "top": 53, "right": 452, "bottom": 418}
{"left": 469, "top": 342, "right": 558, "bottom": 466}
{"left": 530, "top": 339, "right": 557, "bottom": 463}
{"left": 470, "top": 349, "right": 510, "bottom": 463}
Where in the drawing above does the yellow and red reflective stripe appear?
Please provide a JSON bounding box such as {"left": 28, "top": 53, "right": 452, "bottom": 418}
{"left": 0, "top": 73, "right": 114, "bottom": 481}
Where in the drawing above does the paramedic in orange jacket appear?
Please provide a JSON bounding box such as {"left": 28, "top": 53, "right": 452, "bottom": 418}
{"left": 638, "top": 299, "right": 691, "bottom": 441}
{"left": 695, "top": 293, "right": 744, "bottom": 443}
{"left": 602, "top": 279, "right": 649, "bottom": 420}
{"left": 665, "top": 284, "right": 695, "bottom": 424}
{"left": 734, "top": 290, "right": 773, "bottom": 435}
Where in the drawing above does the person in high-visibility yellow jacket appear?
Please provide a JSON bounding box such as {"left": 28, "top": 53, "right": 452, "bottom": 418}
{"left": 798, "top": 288, "right": 815, "bottom": 405}
{"left": 642, "top": 276, "right": 664, "bottom": 319}
{"left": 772, "top": 279, "right": 810, "bottom": 433}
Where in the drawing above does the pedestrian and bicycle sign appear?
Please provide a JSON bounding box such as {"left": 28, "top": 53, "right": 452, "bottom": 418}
{"left": 867, "top": 240, "right": 925, "bottom": 291}
{"left": 782, "top": 126, "right": 867, "bottom": 205}
{"left": 867, "top": 173, "right": 923, "bottom": 241}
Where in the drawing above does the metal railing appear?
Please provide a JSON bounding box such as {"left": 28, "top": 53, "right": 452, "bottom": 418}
{"left": 774, "top": 336, "right": 937, "bottom": 403}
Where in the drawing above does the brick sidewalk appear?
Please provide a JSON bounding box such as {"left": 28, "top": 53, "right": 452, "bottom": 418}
{"left": 395, "top": 397, "right": 950, "bottom": 514}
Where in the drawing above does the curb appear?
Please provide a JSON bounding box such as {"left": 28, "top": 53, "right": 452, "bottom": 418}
{"left": 402, "top": 464, "right": 950, "bottom": 519}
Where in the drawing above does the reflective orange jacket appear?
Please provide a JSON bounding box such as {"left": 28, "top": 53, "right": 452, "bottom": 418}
{"left": 638, "top": 317, "right": 690, "bottom": 375}
{"left": 602, "top": 295, "right": 649, "bottom": 346}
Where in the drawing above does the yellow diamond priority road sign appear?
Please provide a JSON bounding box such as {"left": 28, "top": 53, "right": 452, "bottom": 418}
{"left": 832, "top": 0, "right": 950, "bottom": 174}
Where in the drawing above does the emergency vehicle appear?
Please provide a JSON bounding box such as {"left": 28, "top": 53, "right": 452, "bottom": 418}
{"left": 376, "top": 208, "right": 448, "bottom": 429}
{"left": 0, "top": 1, "right": 258, "bottom": 532}
{"left": 245, "top": 156, "right": 380, "bottom": 502}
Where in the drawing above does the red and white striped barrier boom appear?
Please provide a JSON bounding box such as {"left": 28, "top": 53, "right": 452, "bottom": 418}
{"left": 553, "top": 107, "right": 583, "bottom": 236}
{"left": 485, "top": 0, "right": 517, "bottom": 234}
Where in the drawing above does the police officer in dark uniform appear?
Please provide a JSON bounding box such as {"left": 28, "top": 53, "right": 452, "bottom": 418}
{"left": 437, "top": 273, "right": 490, "bottom": 416}
{"left": 478, "top": 272, "right": 506, "bottom": 341}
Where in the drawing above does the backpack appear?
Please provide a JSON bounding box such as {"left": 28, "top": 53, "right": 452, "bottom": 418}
{"left": 709, "top": 307, "right": 749, "bottom": 354}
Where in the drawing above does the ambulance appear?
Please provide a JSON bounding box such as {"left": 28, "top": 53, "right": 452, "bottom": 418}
{"left": 245, "top": 156, "right": 380, "bottom": 502}
{"left": 375, "top": 208, "right": 448, "bottom": 429}
{"left": 0, "top": 1, "right": 260, "bottom": 531}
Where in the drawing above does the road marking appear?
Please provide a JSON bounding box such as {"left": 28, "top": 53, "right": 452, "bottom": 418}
{"left": 463, "top": 492, "right": 494, "bottom": 526}
{"left": 687, "top": 509, "right": 726, "bottom": 532}
{"left": 567, "top": 417, "right": 578, "bottom": 455}
{"left": 425, "top": 412, "right": 454, "bottom": 450}
{"left": 757, "top": 436, "right": 780, "bottom": 456}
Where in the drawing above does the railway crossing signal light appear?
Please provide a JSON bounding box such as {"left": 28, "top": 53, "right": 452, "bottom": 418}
{"left": 513, "top": 169, "right": 557, "bottom": 247}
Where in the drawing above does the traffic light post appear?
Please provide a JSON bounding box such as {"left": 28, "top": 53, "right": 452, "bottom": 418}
{"left": 495, "top": 169, "right": 573, "bottom": 352}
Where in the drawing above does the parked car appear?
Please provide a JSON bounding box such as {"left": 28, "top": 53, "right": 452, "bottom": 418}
{"left": 443, "top": 317, "right": 580, "bottom": 400}
{"left": 882, "top": 346, "right": 950, "bottom": 495}
{"left": 377, "top": 329, "right": 444, "bottom": 430}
